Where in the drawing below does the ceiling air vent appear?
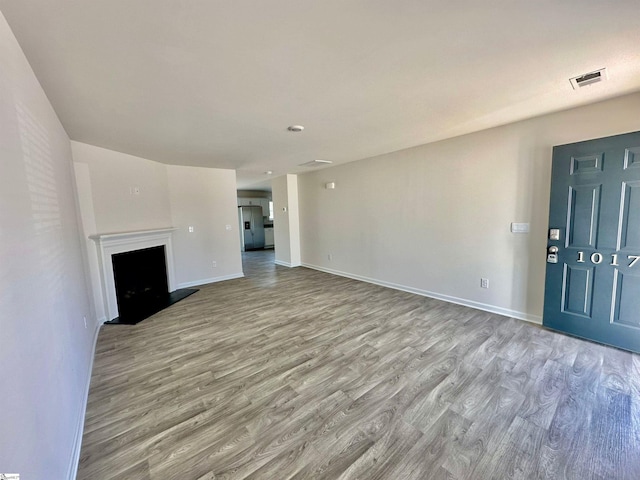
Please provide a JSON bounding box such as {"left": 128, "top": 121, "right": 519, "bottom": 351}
{"left": 570, "top": 68, "right": 607, "bottom": 90}
{"left": 299, "top": 159, "right": 333, "bottom": 167}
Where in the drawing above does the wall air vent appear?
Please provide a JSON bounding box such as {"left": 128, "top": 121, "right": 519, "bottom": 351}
{"left": 570, "top": 68, "right": 607, "bottom": 90}
{"left": 299, "top": 159, "right": 333, "bottom": 167}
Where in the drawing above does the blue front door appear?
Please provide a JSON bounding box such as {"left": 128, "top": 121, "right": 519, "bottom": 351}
{"left": 543, "top": 131, "right": 640, "bottom": 353}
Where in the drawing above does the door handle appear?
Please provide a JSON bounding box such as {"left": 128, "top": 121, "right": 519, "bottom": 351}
{"left": 547, "top": 246, "right": 559, "bottom": 263}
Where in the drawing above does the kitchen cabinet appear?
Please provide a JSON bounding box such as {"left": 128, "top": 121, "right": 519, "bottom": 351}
{"left": 237, "top": 197, "right": 258, "bottom": 207}
{"left": 260, "top": 198, "right": 270, "bottom": 217}
{"left": 237, "top": 197, "right": 271, "bottom": 217}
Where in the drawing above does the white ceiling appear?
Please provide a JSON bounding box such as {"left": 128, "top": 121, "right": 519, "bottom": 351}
{"left": 2, "top": 1, "right": 640, "bottom": 189}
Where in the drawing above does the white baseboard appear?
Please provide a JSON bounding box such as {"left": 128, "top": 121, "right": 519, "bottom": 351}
{"left": 177, "top": 272, "right": 244, "bottom": 289}
{"left": 274, "top": 260, "right": 302, "bottom": 268}
{"left": 67, "top": 319, "right": 102, "bottom": 480}
{"left": 302, "top": 263, "right": 542, "bottom": 325}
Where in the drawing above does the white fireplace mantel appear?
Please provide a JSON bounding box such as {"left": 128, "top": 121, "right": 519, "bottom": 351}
{"left": 90, "top": 228, "right": 177, "bottom": 321}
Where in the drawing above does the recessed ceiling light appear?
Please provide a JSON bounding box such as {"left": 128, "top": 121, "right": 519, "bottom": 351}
{"left": 265, "top": 170, "right": 273, "bottom": 175}
{"left": 287, "top": 125, "right": 304, "bottom": 132}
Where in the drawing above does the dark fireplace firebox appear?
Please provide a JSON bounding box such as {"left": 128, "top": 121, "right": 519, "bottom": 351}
{"left": 107, "top": 245, "right": 197, "bottom": 325}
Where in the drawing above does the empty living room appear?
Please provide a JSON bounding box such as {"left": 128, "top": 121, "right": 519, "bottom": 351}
{"left": 1, "top": 1, "right": 639, "bottom": 479}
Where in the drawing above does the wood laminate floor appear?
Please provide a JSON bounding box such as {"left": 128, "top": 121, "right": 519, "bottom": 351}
{"left": 78, "top": 250, "right": 640, "bottom": 479}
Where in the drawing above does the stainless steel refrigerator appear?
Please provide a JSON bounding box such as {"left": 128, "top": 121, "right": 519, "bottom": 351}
{"left": 238, "top": 206, "right": 265, "bottom": 251}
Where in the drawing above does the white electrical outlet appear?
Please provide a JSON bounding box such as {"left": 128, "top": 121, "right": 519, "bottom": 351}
{"left": 225, "top": 224, "right": 232, "bottom": 231}
{"left": 481, "top": 278, "right": 489, "bottom": 289}
{"left": 188, "top": 226, "right": 194, "bottom": 233}
{"left": 212, "top": 261, "right": 217, "bottom": 267}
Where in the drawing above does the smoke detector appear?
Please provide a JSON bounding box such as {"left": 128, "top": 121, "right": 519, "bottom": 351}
{"left": 287, "top": 125, "right": 305, "bottom": 132}
{"left": 570, "top": 68, "right": 608, "bottom": 90}
{"left": 299, "top": 159, "right": 333, "bottom": 167}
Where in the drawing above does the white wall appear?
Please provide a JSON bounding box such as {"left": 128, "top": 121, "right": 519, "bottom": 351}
{"left": 74, "top": 162, "right": 105, "bottom": 321}
{"left": 72, "top": 142, "right": 243, "bottom": 310}
{"left": 71, "top": 142, "right": 173, "bottom": 233}
{"left": 167, "top": 165, "right": 243, "bottom": 287}
{"left": 0, "top": 11, "right": 95, "bottom": 480}
{"left": 298, "top": 93, "right": 640, "bottom": 322}
{"left": 272, "top": 175, "right": 291, "bottom": 265}
{"left": 273, "top": 174, "right": 301, "bottom": 267}
{"left": 288, "top": 175, "right": 301, "bottom": 266}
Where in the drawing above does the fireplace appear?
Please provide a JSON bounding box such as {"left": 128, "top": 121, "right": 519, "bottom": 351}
{"left": 90, "top": 228, "right": 197, "bottom": 324}
{"left": 112, "top": 245, "right": 170, "bottom": 323}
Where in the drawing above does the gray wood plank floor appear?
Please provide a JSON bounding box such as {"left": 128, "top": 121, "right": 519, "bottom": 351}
{"left": 77, "top": 250, "right": 640, "bottom": 479}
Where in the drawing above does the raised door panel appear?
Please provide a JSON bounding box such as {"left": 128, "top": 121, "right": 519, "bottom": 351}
{"left": 566, "top": 184, "right": 601, "bottom": 249}
{"left": 561, "top": 264, "right": 594, "bottom": 318}
{"left": 617, "top": 181, "right": 640, "bottom": 251}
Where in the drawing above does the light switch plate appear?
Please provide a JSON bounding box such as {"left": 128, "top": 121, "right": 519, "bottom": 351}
{"left": 511, "top": 222, "right": 530, "bottom": 233}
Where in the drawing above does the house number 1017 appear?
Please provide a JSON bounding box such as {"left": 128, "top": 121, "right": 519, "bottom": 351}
{"left": 577, "top": 252, "right": 640, "bottom": 267}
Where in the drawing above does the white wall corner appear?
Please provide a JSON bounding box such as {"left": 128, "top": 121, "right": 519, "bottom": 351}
{"left": 274, "top": 259, "right": 293, "bottom": 268}
{"left": 273, "top": 174, "right": 301, "bottom": 266}
{"left": 286, "top": 174, "right": 302, "bottom": 266}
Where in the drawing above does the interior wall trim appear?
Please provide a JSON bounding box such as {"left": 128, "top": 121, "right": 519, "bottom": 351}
{"left": 67, "top": 319, "right": 102, "bottom": 480}
{"left": 177, "top": 272, "right": 244, "bottom": 289}
{"left": 302, "top": 263, "right": 543, "bottom": 325}
{"left": 274, "top": 260, "right": 302, "bottom": 268}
